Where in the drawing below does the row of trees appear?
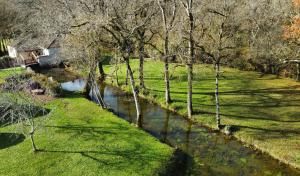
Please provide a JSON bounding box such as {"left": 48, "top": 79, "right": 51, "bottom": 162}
{"left": 4, "top": 0, "right": 299, "bottom": 129}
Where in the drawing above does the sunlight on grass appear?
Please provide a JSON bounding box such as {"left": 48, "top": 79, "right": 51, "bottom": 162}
{"left": 105, "top": 59, "right": 300, "bottom": 169}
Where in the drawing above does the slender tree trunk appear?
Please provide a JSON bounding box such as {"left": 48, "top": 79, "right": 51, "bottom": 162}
{"left": 187, "top": 9, "right": 195, "bottom": 118}
{"left": 297, "top": 63, "right": 300, "bottom": 82}
{"left": 138, "top": 38, "right": 146, "bottom": 89}
{"left": 29, "top": 132, "right": 37, "bottom": 152}
{"left": 187, "top": 64, "right": 193, "bottom": 118}
{"left": 85, "top": 60, "right": 106, "bottom": 109}
{"left": 164, "top": 59, "right": 171, "bottom": 104}
{"left": 98, "top": 62, "right": 105, "bottom": 82}
{"left": 215, "top": 62, "right": 221, "bottom": 129}
{"left": 29, "top": 122, "right": 37, "bottom": 152}
{"left": 85, "top": 71, "right": 93, "bottom": 98}
{"left": 91, "top": 84, "right": 106, "bottom": 108}
{"left": 125, "top": 68, "right": 129, "bottom": 86}
{"left": 125, "top": 58, "right": 142, "bottom": 127}
{"left": 164, "top": 32, "right": 171, "bottom": 104}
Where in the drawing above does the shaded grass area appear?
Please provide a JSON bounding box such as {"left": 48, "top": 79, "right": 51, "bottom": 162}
{"left": 105, "top": 59, "right": 300, "bottom": 169}
{"left": 0, "top": 69, "right": 174, "bottom": 176}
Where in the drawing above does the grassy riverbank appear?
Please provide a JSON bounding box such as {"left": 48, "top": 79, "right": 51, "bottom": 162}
{"left": 0, "top": 68, "right": 174, "bottom": 176}
{"left": 104, "top": 59, "right": 300, "bottom": 169}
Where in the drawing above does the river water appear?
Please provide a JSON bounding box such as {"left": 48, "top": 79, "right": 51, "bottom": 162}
{"left": 61, "top": 79, "right": 300, "bottom": 176}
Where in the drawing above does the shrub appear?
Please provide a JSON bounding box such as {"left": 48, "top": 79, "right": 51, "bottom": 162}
{"left": 31, "top": 74, "right": 61, "bottom": 97}
{"left": 1, "top": 72, "right": 35, "bottom": 91}
{"left": 0, "top": 56, "right": 16, "bottom": 69}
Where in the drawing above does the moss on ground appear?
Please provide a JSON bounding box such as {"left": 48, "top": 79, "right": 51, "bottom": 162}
{"left": 105, "top": 59, "right": 300, "bottom": 169}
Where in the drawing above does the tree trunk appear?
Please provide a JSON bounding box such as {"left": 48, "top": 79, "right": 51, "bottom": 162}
{"left": 91, "top": 84, "right": 106, "bottom": 109}
{"left": 125, "top": 58, "right": 142, "bottom": 127}
{"left": 297, "top": 63, "right": 300, "bottom": 82}
{"left": 29, "top": 127, "right": 37, "bottom": 152}
{"left": 125, "top": 68, "right": 129, "bottom": 86}
{"left": 85, "top": 71, "right": 93, "bottom": 98}
{"left": 164, "top": 31, "right": 171, "bottom": 104}
{"left": 187, "top": 64, "right": 193, "bottom": 118}
{"left": 164, "top": 59, "right": 171, "bottom": 104}
{"left": 138, "top": 39, "right": 146, "bottom": 89}
{"left": 98, "top": 62, "right": 105, "bottom": 82}
{"left": 215, "top": 63, "right": 221, "bottom": 129}
{"left": 85, "top": 60, "right": 106, "bottom": 109}
{"left": 187, "top": 9, "right": 195, "bottom": 118}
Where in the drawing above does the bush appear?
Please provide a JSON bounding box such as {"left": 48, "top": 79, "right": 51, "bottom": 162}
{"left": 31, "top": 74, "right": 61, "bottom": 97}
{"left": 1, "top": 72, "right": 35, "bottom": 91}
{"left": 1, "top": 72, "right": 61, "bottom": 97}
{"left": 0, "top": 56, "right": 17, "bottom": 69}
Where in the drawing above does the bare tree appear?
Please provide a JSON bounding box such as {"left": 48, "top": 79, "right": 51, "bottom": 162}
{"left": 156, "top": 0, "right": 178, "bottom": 104}
{"left": 198, "top": 0, "right": 238, "bottom": 129}
{"left": 0, "top": 92, "right": 49, "bottom": 152}
{"left": 102, "top": 0, "right": 155, "bottom": 127}
{"left": 179, "top": 0, "right": 198, "bottom": 118}
{"left": 133, "top": 1, "right": 157, "bottom": 90}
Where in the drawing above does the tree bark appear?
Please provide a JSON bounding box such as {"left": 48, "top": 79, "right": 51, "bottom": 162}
{"left": 164, "top": 31, "right": 172, "bottom": 104}
{"left": 29, "top": 124, "right": 37, "bottom": 152}
{"left": 125, "top": 68, "right": 129, "bottom": 86}
{"left": 215, "top": 63, "right": 221, "bottom": 129}
{"left": 98, "top": 62, "right": 105, "bottom": 82}
{"left": 187, "top": 6, "right": 195, "bottom": 118}
{"left": 85, "top": 60, "right": 106, "bottom": 109}
{"left": 125, "top": 58, "right": 142, "bottom": 127}
{"left": 91, "top": 84, "right": 106, "bottom": 108}
{"left": 164, "top": 59, "right": 171, "bottom": 104}
{"left": 138, "top": 38, "right": 146, "bottom": 89}
{"left": 187, "top": 64, "right": 193, "bottom": 118}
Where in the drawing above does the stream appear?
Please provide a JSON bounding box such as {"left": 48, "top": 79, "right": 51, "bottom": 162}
{"left": 61, "top": 79, "right": 300, "bottom": 176}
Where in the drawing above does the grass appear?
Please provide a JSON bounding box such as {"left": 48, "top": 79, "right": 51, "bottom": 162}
{"left": 0, "top": 69, "right": 174, "bottom": 176}
{"left": 104, "top": 59, "right": 300, "bottom": 169}
{"left": 0, "top": 67, "right": 24, "bottom": 83}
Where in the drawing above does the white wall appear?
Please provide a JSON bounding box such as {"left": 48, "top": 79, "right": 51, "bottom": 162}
{"left": 7, "top": 46, "right": 17, "bottom": 58}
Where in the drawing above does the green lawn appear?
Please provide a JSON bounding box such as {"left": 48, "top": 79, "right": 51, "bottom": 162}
{"left": 105, "top": 59, "right": 300, "bottom": 169}
{"left": 0, "top": 69, "right": 174, "bottom": 176}
{"left": 0, "top": 67, "right": 24, "bottom": 83}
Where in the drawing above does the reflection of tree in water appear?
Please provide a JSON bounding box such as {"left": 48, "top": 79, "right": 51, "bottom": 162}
{"left": 161, "top": 110, "right": 170, "bottom": 143}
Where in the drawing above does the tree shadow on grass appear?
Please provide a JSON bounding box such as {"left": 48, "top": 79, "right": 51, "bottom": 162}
{"left": 194, "top": 110, "right": 300, "bottom": 123}
{"left": 232, "top": 125, "right": 300, "bottom": 136}
{"left": 42, "top": 124, "right": 193, "bottom": 176}
{"left": 38, "top": 145, "right": 192, "bottom": 176}
{"left": 0, "top": 133, "right": 25, "bottom": 149}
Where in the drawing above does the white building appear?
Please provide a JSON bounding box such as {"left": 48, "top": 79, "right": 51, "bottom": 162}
{"left": 7, "top": 35, "right": 61, "bottom": 68}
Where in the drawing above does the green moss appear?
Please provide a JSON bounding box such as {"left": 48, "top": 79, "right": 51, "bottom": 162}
{"left": 105, "top": 59, "right": 300, "bottom": 169}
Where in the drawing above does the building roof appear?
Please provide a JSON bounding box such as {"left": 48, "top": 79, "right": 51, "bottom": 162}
{"left": 9, "top": 34, "right": 60, "bottom": 51}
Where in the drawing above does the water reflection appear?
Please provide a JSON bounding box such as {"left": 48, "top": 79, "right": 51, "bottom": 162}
{"left": 61, "top": 79, "right": 86, "bottom": 92}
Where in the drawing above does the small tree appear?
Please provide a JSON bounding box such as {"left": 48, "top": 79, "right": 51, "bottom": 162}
{"left": 156, "top": 0, "right": 178, "bottom": 104}
{"left": 0, "top": 92, "right": 49, "bottom": 152}
{"left": 200, "top": 0, "right": 237, "bottom": 129}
